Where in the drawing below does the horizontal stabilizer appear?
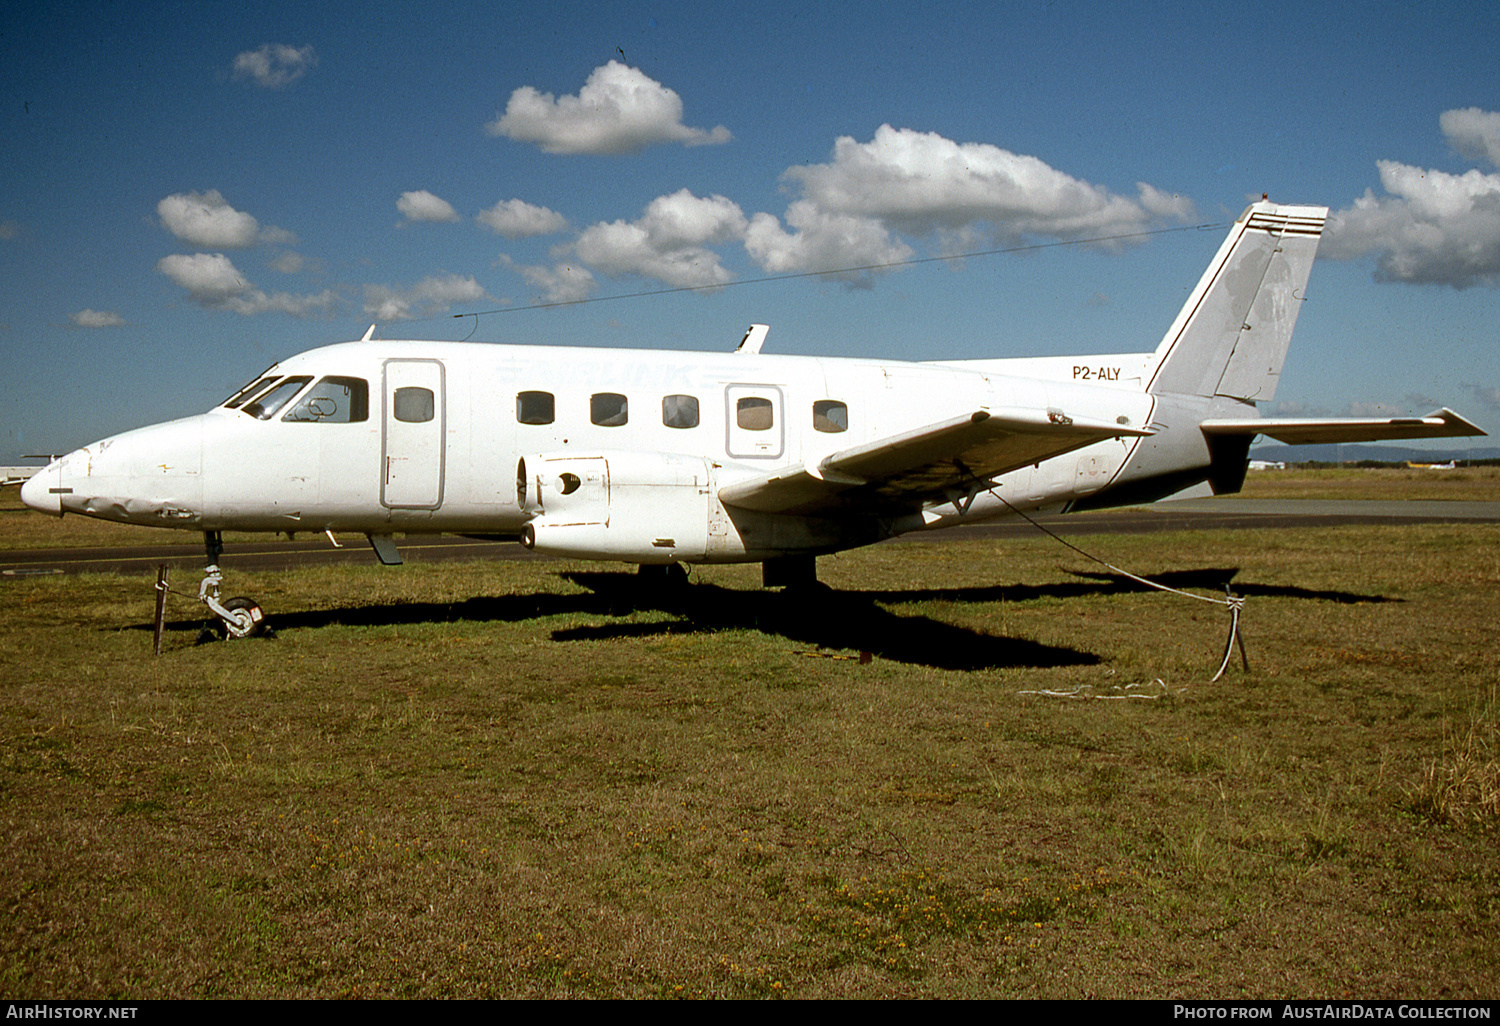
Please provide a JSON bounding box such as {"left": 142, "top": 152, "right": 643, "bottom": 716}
{"left": 720, "top": 409, "right": 1151, "bottom": 516}
{"left": 1201, "top": 407, "right": 1486, "bottom": 445}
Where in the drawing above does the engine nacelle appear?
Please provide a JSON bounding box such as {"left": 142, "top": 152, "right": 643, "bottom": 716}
{"left": 516, "top": 450, "right": 714, "bottom": 563}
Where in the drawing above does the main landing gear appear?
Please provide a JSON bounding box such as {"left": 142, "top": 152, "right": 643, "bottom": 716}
{"left": 196, "top": 531, "right": 268, "bottom": 641}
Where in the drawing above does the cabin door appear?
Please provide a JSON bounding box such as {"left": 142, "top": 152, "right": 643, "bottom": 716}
{"left": 381, "top": 358, "right": 446, "bottom": 509}
{"left": 724, "top": 384, "right": 785, "bottom": 460}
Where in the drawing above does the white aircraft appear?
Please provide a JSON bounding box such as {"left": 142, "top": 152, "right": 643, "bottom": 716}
{"left": 20, "top": 200, "right": 1484, "bottom": 637}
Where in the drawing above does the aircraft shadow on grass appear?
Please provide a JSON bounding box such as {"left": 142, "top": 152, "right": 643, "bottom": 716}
{"left": 147, "top": 565, "right": 1396, "bottom": 672}
{"left": 549, "top": 572, "right": 1093, "bottom": 671}
{"left": 864, "top": 566, "right": 1402, "bottom": 609}
{"left": 155, "top": 573, "right": 1092, "bottom": 671}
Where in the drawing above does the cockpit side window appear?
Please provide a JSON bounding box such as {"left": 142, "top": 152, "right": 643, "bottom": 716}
{"left": 241, "top": 376, "right": 312, "bottom": 420}
{"left": 222, "top": 375, "right": 279, "bottom": 410}
{"left": 282, "top": 376, "right": 369, "bottom": 423}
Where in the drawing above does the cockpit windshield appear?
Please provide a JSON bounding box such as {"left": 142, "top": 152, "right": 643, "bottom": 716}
{"left": 220, "top": 371, "right": 368, "bottom": 423}
{"left": 241, "top": 376, "right": 311, "bottom": 420}
{"left": 222, "top": 372, "right": 279, "bottom": 410}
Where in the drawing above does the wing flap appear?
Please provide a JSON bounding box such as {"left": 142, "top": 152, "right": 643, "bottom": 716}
{"left": 720, "top": 408, "right": 1150, "bottom": 515}
{"left": 1201, "top": 407, "right": 1485, "bottom": 445}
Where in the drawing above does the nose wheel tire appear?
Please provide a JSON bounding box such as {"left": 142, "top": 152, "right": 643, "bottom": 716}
{"left": 220, "top": 596, "right": 268, "bottom": 638}
{"left": 197, "top": 597, "right": 268, "bottom": 642}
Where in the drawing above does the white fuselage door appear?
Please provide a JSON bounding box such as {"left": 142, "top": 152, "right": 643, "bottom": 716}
{"left": 382, "top": 358, "right": 445, "bottom": 509}
{"left": 725, "top": 383, "right": 785, "bottom": 460}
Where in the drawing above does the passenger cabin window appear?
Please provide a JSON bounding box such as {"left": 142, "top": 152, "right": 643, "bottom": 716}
{"left": 283, "top": 376, "right": 369, "bottom": 423}
{"left": 516, "top": 390, "right": 555, "bottom": 425}
{"left": 662, "top": 394, "right": 699, "bottom": 429}
{"left": 591, "top": 392, "right": 628, "bottom": 427}
{"left": 223, "top": 375, "right": 279, "bottom": 410}
{"left": 813, "top": 400, "right": 849, "bottom": 433}
{"left": 736, "top": 396, "right": 774, "bottom": 431}
{"left": 393, "top": 386, "right": 435, "bottom": 423}
{"left": 242, "top": 376, "right": 311, "bottom": 420}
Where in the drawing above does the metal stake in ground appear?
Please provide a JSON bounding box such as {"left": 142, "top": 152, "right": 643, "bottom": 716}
{"left": 153, "top": 565, "right": 169, "bottom": 656}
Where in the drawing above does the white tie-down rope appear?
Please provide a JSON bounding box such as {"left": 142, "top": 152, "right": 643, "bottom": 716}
{"left": 1016, "top": 677, "right": 1178, "bottom": 700}
{"left": 988, "top": 490, "right": 1249, "bottom": 685}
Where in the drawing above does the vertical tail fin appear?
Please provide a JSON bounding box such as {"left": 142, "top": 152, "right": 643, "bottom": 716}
{"left": 1146, "top": 200, "right": 1327, "bottom": 402}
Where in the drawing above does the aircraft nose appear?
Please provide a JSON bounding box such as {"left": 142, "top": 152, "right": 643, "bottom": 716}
{"left": 22, "top": 419, "right": 207, "bottom": 526}
{"left": 19, "top": 461, "right": 62, "bottom": 516}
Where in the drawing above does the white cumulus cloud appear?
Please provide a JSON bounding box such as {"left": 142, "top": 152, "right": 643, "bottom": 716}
{"left": 498, "top": 256, "right": 597, "bottom": 305}
{"left": 362, "top": 274, "right": 488, "bottom": 321}
{"left": 1323, "top": 108, "right": 1500, "bottom": 289}
{"left": 159, "top": 190, "right": 260, "bottom": 248}
{"left": 157, "top": 190, "right": 294, "bottom": 249}
{"left": 1136, "top": 182, "right": 1196, "bottom": 222}
{"left": 486, "top": 61, "right": 731, "bottom": 155}
{"left": 744, "top": 201, "right": 913, "bottom": 284}
{"left": 478, "top": 198, "right": 569, "bottom": 238}
{"left": 781, "top": 125, "right": 1171, "bottom": 244}
{"left": 1440, "top": 107, "right": 1500, "bottom": 168}
{"left": 737, "top": 125, "right": 1187, "bottom": 281}
{"left": 397, "top": 190, "right": 460, "bottom": 224}
{"left": 69, "top": 309, "right": 125, "bottom": 328}
{"left": 157, "top": 252, "right": 334, "bottom": 316}
{"left": 571, "top": 189, "right": 747, "bottom": 288}
{"left": 232, "top": 44, "right": 318, "bottom": 89}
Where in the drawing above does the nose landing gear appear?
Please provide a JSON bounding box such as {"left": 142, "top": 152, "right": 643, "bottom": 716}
{"left": 196, "top": 531, "right": 268, "bottom": 641}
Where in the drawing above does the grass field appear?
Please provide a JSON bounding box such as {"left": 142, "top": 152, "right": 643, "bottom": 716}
{"left": 2, "top": 495, "right": 1497, "bottom": 998}
{"left": 1238, "top": 464, "right": 1500, "bottom": 502}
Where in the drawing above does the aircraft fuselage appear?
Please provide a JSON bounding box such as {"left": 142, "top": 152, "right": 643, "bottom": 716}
{"left": 22, "top": 339, "right": 1174, "bottom": 564}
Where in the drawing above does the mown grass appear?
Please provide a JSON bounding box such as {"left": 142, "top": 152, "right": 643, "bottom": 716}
{"left": 1, "top": 513, "right": 1498, "bottom": 998}
{"left": 1238, "top": 464, "right": 1500, "bottom": 502}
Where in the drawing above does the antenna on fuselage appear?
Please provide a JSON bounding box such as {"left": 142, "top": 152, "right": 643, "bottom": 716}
{"left": 735, "top": 323, "right": 768, "bottom": 355}
{"left": 360, "top": 324, "right": 377, "bottom": 342}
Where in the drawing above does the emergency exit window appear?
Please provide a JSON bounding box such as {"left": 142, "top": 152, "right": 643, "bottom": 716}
{"left": 813, "top": 400, "right": 848, "bottom": 433}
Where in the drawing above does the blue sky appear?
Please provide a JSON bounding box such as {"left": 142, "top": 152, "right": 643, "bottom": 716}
{"left": 3, "top": 0, "right": 1499, "bottom": 463}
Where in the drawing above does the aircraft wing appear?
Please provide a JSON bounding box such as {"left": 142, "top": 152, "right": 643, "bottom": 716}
{"left": 1200, "top": 407, "right": 1485, "bottom": 445}
{"left": 1, "top": 467, "right": 42, "bottom": 488}
{"left": 719, "top": 409, "right": 1151, "bottom": 516}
